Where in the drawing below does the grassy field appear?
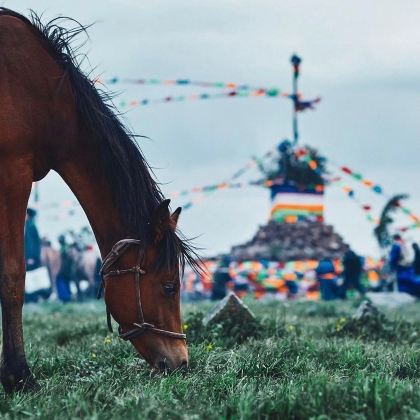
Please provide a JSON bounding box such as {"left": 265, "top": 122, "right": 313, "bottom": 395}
{"left": 0, "top": 298, "right": 419, "bottom": 419}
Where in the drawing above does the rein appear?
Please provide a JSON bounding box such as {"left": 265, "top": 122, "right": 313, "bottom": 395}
{"left": 97, "top": 239, "right": 186, "bottom": 341}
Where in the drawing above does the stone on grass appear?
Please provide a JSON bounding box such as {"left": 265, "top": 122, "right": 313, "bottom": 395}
{"left": 365, "top": 292, "right": 417, "bottom": 309}
{"left": 203, "top": 292, "right": 256, "bottom": 327}
{"left": 353, "top": 300, "right": 380, "bottom": 321}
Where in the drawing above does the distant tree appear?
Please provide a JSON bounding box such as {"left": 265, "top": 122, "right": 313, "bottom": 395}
{"left": 374, "top": 194, "right": 408, "bottom": 249}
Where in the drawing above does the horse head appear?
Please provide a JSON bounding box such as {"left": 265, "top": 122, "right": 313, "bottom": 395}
{"left": 103, "top": 200, "right": 189, "bottom": 373}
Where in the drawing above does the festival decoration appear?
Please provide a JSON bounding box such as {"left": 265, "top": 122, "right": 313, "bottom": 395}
{"left": 294, "top": 96, "right": 322, "bottom": 112}
{"left": 256, "top": 141, "right": 327, "bottom": 223}
{"left": 395, "top": 223, "right": 420, "bottom": 232}
{"left": 172, "top": 178, "right": 327, "bottom": 200}
{"left": 180, "top": 147, "right": 277, "bottom": 210}
{"left": 100, "top": 73, "right": 319, "bottom": 113}
{"left": 30, "top": 55, "right": 417, "bottom": 242}
{"left": 179, "top": 179, "right": 293, "bottom": 210}
{"left": 99, "top": 74, "right": 323, "bottom": 113}
{"left": 231, "top": 149, "right": 276, "bottom": 180}
{"left": 183, "top": 255, "right": 382, "bottom": 301}
{"left": 115, "top": 88, "right": 289, "bottom": 110}
{"left": 270, "top": 193, "right": 324, "bottom": 223}
{"left": 99, "top": 76, "right": 280, "bottom": 92}
{"left": 335, "top": 181, "right": 379, "bottom": 225}
{"left": 171, "top": 179, "right": 268, "bottom": 199}
{"left": 335, "top": 163, "right": 420, "bottom": 227}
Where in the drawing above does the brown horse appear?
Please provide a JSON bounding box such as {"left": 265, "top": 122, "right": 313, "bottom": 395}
{"left": 0, "top": 8, "right": 199, "bottom": 393}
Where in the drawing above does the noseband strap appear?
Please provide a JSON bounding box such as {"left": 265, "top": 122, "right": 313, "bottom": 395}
{"left": 98, "top": 239, "right": 186, "bottom": 341}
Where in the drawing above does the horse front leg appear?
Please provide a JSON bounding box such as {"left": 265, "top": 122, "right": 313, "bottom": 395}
{"left": 0, "top": 164, "right": 35, "bottom": 393}
{"left": 0, "top": 272, "right": 35, "bottom": 393}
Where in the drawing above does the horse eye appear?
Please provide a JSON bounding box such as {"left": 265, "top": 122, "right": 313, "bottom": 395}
{"left": 163, "top": 283, "right": 177, "bottom": 296}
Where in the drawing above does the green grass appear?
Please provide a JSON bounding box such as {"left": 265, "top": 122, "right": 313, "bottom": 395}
{"left": 0, "top": 299, "right": 419, "bottom": 419}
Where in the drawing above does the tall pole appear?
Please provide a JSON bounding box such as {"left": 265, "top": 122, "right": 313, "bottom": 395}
{"left": 290, "top": 54, "right": 301, "bottom": 146}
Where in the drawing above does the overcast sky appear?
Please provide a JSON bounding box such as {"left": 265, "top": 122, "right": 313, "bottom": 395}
{"left": 6, "top": 0, "right": 420, "bottom": 256}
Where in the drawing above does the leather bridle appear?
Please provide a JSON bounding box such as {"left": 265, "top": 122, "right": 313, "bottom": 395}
{"left": 97, "top": 239, "right": 186, "bottom": 341}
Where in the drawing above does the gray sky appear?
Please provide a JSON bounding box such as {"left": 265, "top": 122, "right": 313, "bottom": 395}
{"left": 7, "top": 0, "right": 420, "bottom": 256}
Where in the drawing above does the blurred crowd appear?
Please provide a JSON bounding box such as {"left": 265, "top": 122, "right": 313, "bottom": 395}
{"left": 25, "top": 208, "right": 101, "bottom": 302}
{"left": 183, "top": 236, "right": 420, "bottom": 302}
{"left": 25, "top": 208, "right": 420, "bottom": 304}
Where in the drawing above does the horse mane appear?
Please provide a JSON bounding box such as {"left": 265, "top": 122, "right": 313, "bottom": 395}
{"left": 0, "top": 8, "right": 201, "bottom": 274}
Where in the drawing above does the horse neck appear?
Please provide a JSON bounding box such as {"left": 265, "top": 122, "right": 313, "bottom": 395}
{"left": 56, "top": 135, "right": 130, "bottom": 257}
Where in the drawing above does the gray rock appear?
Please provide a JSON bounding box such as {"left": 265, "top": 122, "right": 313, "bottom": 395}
{"left": 202, "top": 292, "right": 256, "bottom": 326}
{"left": 353, "top": 300, "right": 380, "bottom": 320}
{"left": 365, "top": 292, "right": 417, "bottom": 309}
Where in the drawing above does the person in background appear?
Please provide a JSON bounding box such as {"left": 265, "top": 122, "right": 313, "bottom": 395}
{"left": 412, "top": 243, "right": 420, "bottom": 276}
{"left": 211, "top": 256, "right": 232, "bottom": 300}
{"left": 284, "top": 272, "right": 299, "bottom": 299}
{"left": 24, "top": 208, "right": 41, "bottom": 271}
{"left": 389, "top": 234, "right": 413, "bottom": 293}
{"left": 341, "top": 248, "right": 364, "bottom": 298}
{"left": 56, "top": 235, "right": 73, "bottom": 302}
{"left": 316, "top": 257, "right": 339, "bottom": 300}
{"left": 233, "top": 271, "right": 249, "bottom": 298}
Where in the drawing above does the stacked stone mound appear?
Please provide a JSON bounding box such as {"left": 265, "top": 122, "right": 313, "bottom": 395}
{"left": 231, "top": 219, "right": 348, "bottom": 262}
{"left": 203, "top": 292, "right": 256, "bottom": 326}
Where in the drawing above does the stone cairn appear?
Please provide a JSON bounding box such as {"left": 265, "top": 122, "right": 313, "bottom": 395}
{"left": 230, "top": 219, "right": 348, "bottom": 262}
{"left": 203, "top": 292, "right": 256, "bottom": 326}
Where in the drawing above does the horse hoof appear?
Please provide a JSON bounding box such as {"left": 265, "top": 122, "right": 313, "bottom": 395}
{"left": 16, "top": 374, "right": 39, "bottom": 393}
{"left": 0, "top": 365, "right": 38, "bottom": 394}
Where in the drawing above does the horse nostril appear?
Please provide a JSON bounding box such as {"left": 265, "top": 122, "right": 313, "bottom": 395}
{"left": 179, "top": 360, "right": 188, "bottom": 370}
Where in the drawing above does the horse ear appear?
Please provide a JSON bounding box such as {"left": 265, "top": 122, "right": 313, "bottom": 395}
{"left": 170, "top": 207, "right": 182, "bottom": 230}
{"left": 151, "top": 199, "right": 171, "bottom": 243}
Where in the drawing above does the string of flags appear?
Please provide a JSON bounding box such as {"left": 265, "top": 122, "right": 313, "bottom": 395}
{"left": 116, "top": 91, "right": 321, "bottom": 111}
{"left": 181, "top": 147, "right": 277, "bottom": 210}
{"left": 98, "top": 76, "right": 279, "bottom": 92}
{"left": 172, "top": 178, "right": 284, "bottom": 200}
{"left": 37, "top": 172, "right": 418, "bottom": 233}
{"left": 395, "top": 222, "right": 420, "bottom": 232}
{"left": 231, "top": 149, "right": 276, "bottom": 180}
{"left": 336, "top": 164, "right": 420, "bottom": 227}
{"left": 116, "top": 88, "right": 289, "bottom": 110}
{"left": 338, "top": 165, "right": 384, "bottom": 194}
{"left": 30, "top": 116, "right": 417, "bottom": 233}
{"left": 33, "top": 153, "right": 279, "bottom": 212}
{"left": 333, "top": 179, "right": 379, "bottom": 225}
{"left": 96, "top": 76, "right": 321, "bottom": 112}
{"left": 177, "top": 142, "right": 419, "bottom": 234}
{"left": 302, "top": 169, "right": 418, "bottom": 233}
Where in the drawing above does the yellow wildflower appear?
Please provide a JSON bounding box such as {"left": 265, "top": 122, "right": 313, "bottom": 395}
{"left": 335, "top": 317, "right": 347, "bottom": 332}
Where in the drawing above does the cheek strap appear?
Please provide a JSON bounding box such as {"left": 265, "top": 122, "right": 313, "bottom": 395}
{"left": 98, "top": 239, "right": 186, "bottom": 341}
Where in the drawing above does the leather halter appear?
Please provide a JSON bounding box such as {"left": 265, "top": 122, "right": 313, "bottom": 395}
{"left": 97, "top": 239, "right": 186, "bottom": 341}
